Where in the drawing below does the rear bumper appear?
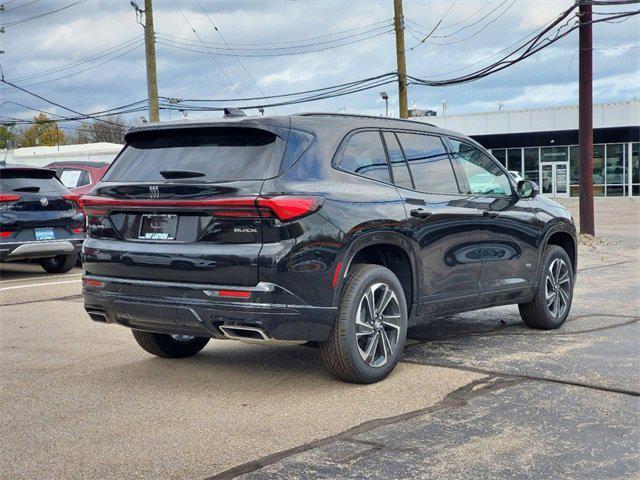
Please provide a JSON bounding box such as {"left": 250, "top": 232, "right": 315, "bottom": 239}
{"left": 0, "top": 239, "right": 83, "bottom": 261}
{"left": 82, "top": 275, "right": 337, "bottom": 341}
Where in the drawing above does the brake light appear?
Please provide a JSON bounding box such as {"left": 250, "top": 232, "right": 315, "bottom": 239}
{"left": 0, "top": 194, "right": 21, "bottom": 203}
{"left": 64, "top": 193, "right": 85, "bottom": 214}
{"left": 0, "top": 231, "right": 13, "bottom": 238}
{"left": 217, "top": 290, "right": 251, "bottom": 299}
{"left": 84, "top": 278, "right": 105, "bottom": 288}
{"left": 257, "top": 196, "right": 323, "bottom": 221}
{"left": 72, "top": 227, "right": 85, "bottom": 234}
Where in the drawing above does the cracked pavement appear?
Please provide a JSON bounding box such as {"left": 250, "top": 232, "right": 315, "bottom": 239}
{"left": 1, "top": 198, "right": 638, "bottom": 479}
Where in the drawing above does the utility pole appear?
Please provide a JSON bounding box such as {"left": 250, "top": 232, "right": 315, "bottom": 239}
{"left": 142, "top": 0, "right": 160, "bottom": 122}
{"left": 578, "top": 1, "right": 594, "bottom": 235}
{"left": 393, "top": 0, "right": 409, "bottom": 119}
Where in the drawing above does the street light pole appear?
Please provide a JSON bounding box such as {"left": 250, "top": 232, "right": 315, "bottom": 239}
{"left": 380, "top": 91, "right": 389, "bottom": 117}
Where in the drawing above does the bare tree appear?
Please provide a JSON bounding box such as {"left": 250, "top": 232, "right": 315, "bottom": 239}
{"left": 74, "top": 115, "right": 128, "bottom": 144}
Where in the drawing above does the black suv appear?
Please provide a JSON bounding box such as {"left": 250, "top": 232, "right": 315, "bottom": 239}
{"left": 1, "top": 163, "right": 84, "bottom": 272}
{"left": 82, "top": 114, "right": 576, "bottom": 383}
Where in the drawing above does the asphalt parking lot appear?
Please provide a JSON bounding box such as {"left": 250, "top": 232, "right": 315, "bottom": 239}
{"left": 1, "top": 198, "right": 638, "bottom": 480}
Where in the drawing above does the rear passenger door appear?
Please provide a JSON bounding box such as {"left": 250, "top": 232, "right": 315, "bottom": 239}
{"left": 448, "top": 138, "right": 539, "bottom": 300}
{"left": 383, "top": 131, "right": 482, "bottom": 316}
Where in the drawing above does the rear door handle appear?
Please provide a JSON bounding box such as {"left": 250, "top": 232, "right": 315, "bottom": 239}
{"left": 483, "top": 211, "right": 500, "bottom": 218}
{"left": 410, "top": 208, "right": 432, "bottom": 219}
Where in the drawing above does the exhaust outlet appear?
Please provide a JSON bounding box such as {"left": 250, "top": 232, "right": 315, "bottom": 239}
{"left": 219, "top": 325, "right": 305, "bottom": 345}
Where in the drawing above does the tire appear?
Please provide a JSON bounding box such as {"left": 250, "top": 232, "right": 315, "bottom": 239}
{"left": 519, "top": 245, "right": 574, "bottom": 330}
{"left": 320, "top": 264, "right": 408, "bottom": 384}
{"left": 132, "top": 330, "right": 210, "bottom": 358}
{"left": 40, "top": 253, "right": 78, "bottom": 273}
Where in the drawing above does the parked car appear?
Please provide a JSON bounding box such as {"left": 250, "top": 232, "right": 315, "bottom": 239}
{"left": 0, "top": 163, "right": 85, "bottom": 273}
{"left": 81, "top": 114, "right": 577, "bottom": 383}
{"left": 45, "top": 160, "right": 110, "bottom": 196}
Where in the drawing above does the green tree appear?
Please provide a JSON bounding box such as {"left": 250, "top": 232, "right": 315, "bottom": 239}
{"left": 0, "top": 125, "right": 17, "bottom": 149}
{"left": 18, "top": 113, "right": 65, "bottom": 147}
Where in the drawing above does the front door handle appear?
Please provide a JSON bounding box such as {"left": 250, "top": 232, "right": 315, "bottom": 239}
{"left": 410, "top": 208, "right": 432, "bottom": 219}
{"left": 483, "top": 210, "right": 500, "bottom": 218}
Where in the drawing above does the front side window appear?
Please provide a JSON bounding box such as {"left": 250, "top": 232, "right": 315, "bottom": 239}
{"left": 450, "top": 139, "right": 512, "bottom": 196}
{"left": 340, "top": 131, "right": 390, "bottom": 183}
{"left": 396, "top": 133, "right": 459, "bottom": 194}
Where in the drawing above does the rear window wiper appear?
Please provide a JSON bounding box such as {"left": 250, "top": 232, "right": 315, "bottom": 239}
{"left": 13, "top": 186, "right": 40, "bottom": 192}
{"left": 159, "top": 170, "right": 206, "bottom": 179}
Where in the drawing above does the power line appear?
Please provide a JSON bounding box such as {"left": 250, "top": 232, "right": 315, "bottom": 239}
{"left": 156, "top": 22, "right": 392, "bottom": 51}
{"left": 157, "top": 18, "right": 392, "bottom": 48}
{"left": 7, "top": 42, "right": 145, "bottom": 88}
{"left": 6, "top": 36, "right": 144, "bottom": 83}
{"left": 408, "top": 6, "right": 639, "bottom": 87}
{"left": 170, "top": 0, "right": 247, "bottom": 105}
{"left": 156, "top": 28, "right": 393, "bottom": 57}
{"left": 4, "top": 0, "right": 42, "bottom": 12}
{"left": 1, "top": 0, "right": 88, "bottom": 28}
{"left": 195, "top": 1, "right": 276, "bottom": 113}
{"left": 0, "top": 79, "right": 126, "bottom": 126}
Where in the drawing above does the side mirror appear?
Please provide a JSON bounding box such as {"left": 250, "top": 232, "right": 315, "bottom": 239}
{"left": 517, "top": 180, "right": 538, "bottom": 199}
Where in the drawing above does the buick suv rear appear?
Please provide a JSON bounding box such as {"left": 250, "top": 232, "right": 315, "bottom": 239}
{"left": 1, "top": 164, "right": 84, "bottom": 272}
{"left": 83, "top": 114, "right": 577, "bottom": 383}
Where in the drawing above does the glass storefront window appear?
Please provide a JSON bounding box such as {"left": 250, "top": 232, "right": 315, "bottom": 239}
{"left": 569, "top": 146, "right": 579, "bottom": 197}
{"left": 523, "top": 148, "right": 539, "bottom": 183}
{"left": 507, "top": 149, "right": 522, "bottom": 174}
{"left": 491, "top": 149, "right": 506, "bottom": 167}
{"left": 593, "top": 144, "right": 605, "bottom": 196}
{"left": 631, "top": 143, "right": 639, "bottom": 196}
{"left": 605, "top": 143, "right": 625, "bottom": 186}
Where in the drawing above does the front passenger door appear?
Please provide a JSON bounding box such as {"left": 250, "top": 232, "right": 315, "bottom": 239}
{"left": 449, "top": 139, "right": 539, "bottom": 300}
{"left": 385, "top": 131, "right": 482, "bottom": 316}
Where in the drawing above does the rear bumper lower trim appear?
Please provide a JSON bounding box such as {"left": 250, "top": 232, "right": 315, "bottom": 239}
{"left": 82, "top": 275, "right": 337, "bottom": 342}
{"left": 3, "top": 240, "right": 82, "bottom": 259}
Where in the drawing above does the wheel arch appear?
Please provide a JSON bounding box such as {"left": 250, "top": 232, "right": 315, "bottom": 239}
{"left": 335, "top": 234, "right": 418, "bottom": 316}
{"left": 540, "top": 225, "right": 577, "bottom": 275}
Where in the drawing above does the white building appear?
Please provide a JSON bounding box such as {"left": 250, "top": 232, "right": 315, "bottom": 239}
{"left": 413, "top": 100, "right": 640, "bottom": 198}
{"left": 1, "top": 142, "right": 123, "bottom": 168}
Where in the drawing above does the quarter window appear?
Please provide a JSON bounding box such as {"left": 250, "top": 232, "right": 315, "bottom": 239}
{"left": 340, "top": 131, "right": 390, "bottom": 183}
{"left": 450, "top": 139, "right": 512, "bottom": 196}
{"left": 396, "top": 133, "right": 459, "bottom": 194}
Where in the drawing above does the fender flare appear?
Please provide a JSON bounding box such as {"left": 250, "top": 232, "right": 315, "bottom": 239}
{"left": 332, "top": 231, "right": 420, "bottom": 309}
{"left": 535, "top": 222, "right": 578, "bottom": 282}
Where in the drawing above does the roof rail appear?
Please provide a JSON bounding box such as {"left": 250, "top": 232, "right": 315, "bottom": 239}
{"left": 296, "top": 112, "right": 436, "bottom": 127}
{"left": 224, "top": 108, "right": 247, "bottom": 118}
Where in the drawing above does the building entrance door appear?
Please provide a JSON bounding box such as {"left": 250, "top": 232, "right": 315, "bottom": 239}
{"left": 540, "top": 162, "right": 569, "bottom": 198}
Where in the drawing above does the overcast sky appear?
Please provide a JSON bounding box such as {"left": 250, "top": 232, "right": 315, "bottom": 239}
{"left": 1, "top": 0, "right": 639, "bottom": 126}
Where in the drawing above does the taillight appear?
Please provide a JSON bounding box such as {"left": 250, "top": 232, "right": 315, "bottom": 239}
{"left": 257, "top": 196, "right": 323, "bottom": 221}
{"left": 0, "top": 194, "right": 21, "bottom": 203}
{"left": 72, "top": 227, "right": 85, "bottom": 234}
{"left": 79, "top": 195, "right": 323, "bottom": 222}
{"left": 64, "top": 193, "right": 85, "bottom": 214}
{"left": 0, "top": 230, "right": 13, "bottom": 238}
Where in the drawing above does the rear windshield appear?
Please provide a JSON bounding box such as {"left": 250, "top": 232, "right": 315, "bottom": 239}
{"left": 0, "top": 168, "right": 66, "bottom": 193}
{"left": 103, "top": 128, "right": 280, "bottom": 182}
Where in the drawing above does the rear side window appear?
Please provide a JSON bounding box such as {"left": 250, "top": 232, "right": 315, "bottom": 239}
{"left": 382, "top": 132, "right": 413, "bottom": 190}
{"left": 396, "top": 133, "right": 459, "bottom": 194}
{"left": 0, "top": 169, "right": 66, "bottom": 193}
{"left": 103, "top": 128, "right": 281, "bottom": 182}
{"left": 340, "top": 131, "right": 390, "bottom": 183}
{"left": 59, "top": 169, "right": 90, "bottom": 188}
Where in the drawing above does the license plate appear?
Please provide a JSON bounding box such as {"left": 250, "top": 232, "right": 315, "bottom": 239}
{"left": 34, "top": 227, "right": 55, "bottom": 241}
{"left": 139, "top": 214, "right": 178, "bottom": 240}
